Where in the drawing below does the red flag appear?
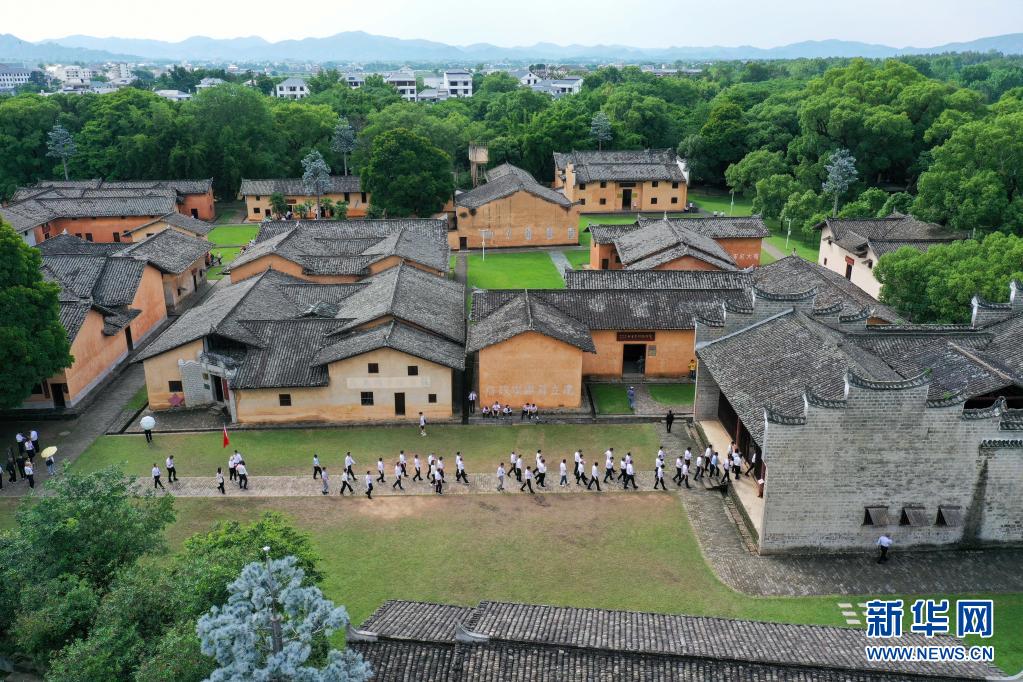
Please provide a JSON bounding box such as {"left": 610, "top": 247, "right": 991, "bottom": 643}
{"left": 222, "top": 425, "right": 230, "bottom": 448}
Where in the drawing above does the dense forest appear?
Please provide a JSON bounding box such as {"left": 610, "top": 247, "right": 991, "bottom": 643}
{"left": 2, "top": 52, "right": 1022, "bottom": 243}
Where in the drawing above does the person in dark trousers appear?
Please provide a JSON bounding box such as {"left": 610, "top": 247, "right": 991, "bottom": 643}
{"left": 624, "top": 460, "right": 638, "bottom": 490}
{"left": 339, "top": 471, "right": 354, "bottom": 495}
{"left": 455, "top": 452, "right": 469, "bottom": 484}
{"left": 413, "top": 454, "right": 423, "bottom": 481}
{"left": 6, "top": 448, "right": 16, "bottom": 482}
{"left": 497, "top": 463, "right": 506, "bottom": 492}
{"left": 535, "top": 458, "right": 547, "bottom": 488}
{"left": 344, "top": 452, "right": 355, "bottom": 479}
{"left": 876, "top": 534, "right": 893, "bottom": 564}
{"left": 433, "top": 467, "right": 443, "bottom": 495}
{"left": 665, "top": 409, "right": 675, "bottom": 433}
{"left": 520, "top": 466, "right": 535, "bottom": 494}
{"left": 392, "top": 462, "right": 404, "bottom": 490}
{"left": 229, "top": 452, "right": 238, "bottom": 481}
{"left": 144, "top": 427, "right": 153, "bottom": 444}
{"left": 364, "top": 472, "right": 374, "bottom": 499}
{"left": 653, "top": 464, "right": 666, "bottom": 490}
{"left": 680, "top": 462, "right": 690, "bottom": 489}
{"left": 399, "top": 451, "right": 408, "bottom": 477}
{"left": 577, "top": 458, "right": 589, "bottom": 487}
{"left": 468, "top": 390, "right": 477, "bottom": 414}
{"left": 673, "top": 455, "right": 683, "bottom": 485}
{"left": 24, "top": 461, "right": 35, "bottom": 489}
{"left": 152, "top": 463, "right": 164, "bottom": 490}
{"left": 15, "top": 451, "right": 26, "bottom": 478}
{"left": 236, "top": 461, "right": 248, "bottom": 489}
{"left": 744, "top": 451, "right": 758, "bottom": 478}
{"left": 165, "top": 455, "right": 177, "bottom": 483}
{"left": 513, "top": 454, "right": 522, "bottom": 482}
{"left": 216, "top": 467, "right": 225, "bottom": 494}
{"left": 376, "top": 458, "right": 386, "bottom": 483}
{"left": 586, "top": 462, "right": 601, "bottom": 491}
{"left": 313, "top": 454, "right": 322, "bottom": 479}
{"left": 30, "top": 430, "right": 40, "bottom": 457}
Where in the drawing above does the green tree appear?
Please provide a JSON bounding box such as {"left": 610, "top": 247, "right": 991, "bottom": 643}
{"left": 0, "top": 95, "right": 61, "bottom": 198}
{"left": 780, "top": 189, "right": 829, "bottom": 241}
{"left": 364, "top": 128, "right": 452, "bottom": 216}
{"left": 307, "top": 68, "right": 341, "bottom": 94}
{"left": 333, "top": 201, "right": 349, "bottom": 221}
{"left": 477, "top": 72, "right": 520, "bottom": 94}
{"left": 752, "top": 173, "right": 799, "bottom": 220}
{"left": 270, "top": 192, "right": 288, "bottom": 218}
{"left": 913, "top": 111, "right": 1023, "bottom": 236}
{"left": 875, "top": 233, "right": 1023, "bottom": 323}
{"left": 46, "top": 123, "right": 77, "bottom": 180}
{"left": 12, "top": 575, "right": 99, "bottom": 669}
{"left": 331, "top": 116, "right": 357, "bottom": 175}
{"left": 837, "top": 187, "right": 890, "bottom": 218}
{"left": 0, "top": 221, "right": 74, "bottom": 408}
{"left": 878, "top": 191, "right": 914, "bottom": 216}
{"left": 725, "top": 149, "right": 788, "bottom": 196}
{"left": 589, "top": 111, "right": 612, "bottom": 151}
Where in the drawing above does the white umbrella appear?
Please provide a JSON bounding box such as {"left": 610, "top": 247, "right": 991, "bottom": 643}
{"left": 140, "top": 416, "right": 156, "bottom": 431}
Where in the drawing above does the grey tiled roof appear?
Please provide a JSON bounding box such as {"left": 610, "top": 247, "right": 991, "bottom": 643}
{"left": 128, "top": 211, "right": 214, "bottom": 237}
{"left": 606, "top": 217, "right": 738, "bottom": 270}
{"left": 115, "top": 229, "right": 211, "bottom": 275}
{"left": 565, "top": 269, "right": 754, "bottom": 291}
{"left": 588, "top": 215, "right": 770, "bottom": 243}
{"left": 456, "top": 164, "right": 573, "bottom": 209}
{"left": 58, "top": 301, "right": 91, "bottom": 341}
{"left": 351, "top": 600, "right": 1002, "bottom": 681}
{"left": 24, "top": 178, "right": 212, "bottom": 195}
{"left": 136, "top": 265, "right": 465, "bottom": 387}
{"left": 821, "top": 213, "right": 965, "bottom": 256}
{"left": 754, "top": 256, "right": 901, "bottom": 322}
{"left": 36, "top": 233, "right": 123, "bottom": 256}
{"left": 558, "top": 149, "right": 687, "bottom": 184}
{"left": 231, "top": 219, "right": 449, "bottom": 276}
{"left": 238, "top": 176, "right": 362, "bottom": 197}
{"left": 468, "top": 287, "right": 740, "bottom": 351}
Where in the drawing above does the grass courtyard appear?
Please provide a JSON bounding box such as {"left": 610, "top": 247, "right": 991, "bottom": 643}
{"left": 208, "top": 224, "right": 259, "bottom": 246}
{"left": 465, "top": 252, "right": 565, "bottom": 289}
{"left": 208, "top": 246, "right": 241, "bottom": 281}
{"left": 688, "top": 188, "right": 754, "bottom": 216}
{"left": 647, "top": 383, "right": 695, "bottom": 406}
{"left": 564, "top": 248, "right": 590, "bottom": 269}
{"left": 589, "top": 384, "right": 633, "bottom": 414}
{"left": 764, "top": 233, "right": 820, "bottom": 262}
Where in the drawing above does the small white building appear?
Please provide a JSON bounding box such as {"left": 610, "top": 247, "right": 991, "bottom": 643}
{"left": 154, "top": 89, "right": 193, "bottom": 102}
{"left": 443, "top": 69, "right": 472, "bottom": 97}
{"left": 385, "top": 71, "right": 417, "bottom": 101}
{"left": 343, "top": 72, "right": 366, "bottom": 88}
{"left": 508, "top": 68, "right": 541, "bottom": 86}
{"left": 531, "top": 76, "right": 584, "bottom": 98}
{"left": 275, "top": 77, "right": 309, "bottom": 99}
{"left": 0, "top": 65, "right": 34, "bottom": 90}
{"left": 195, "top": 77, "right": 225, "bottom": 90}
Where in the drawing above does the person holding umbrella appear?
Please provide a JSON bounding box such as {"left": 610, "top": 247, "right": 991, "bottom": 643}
{"left": 41, "top": 446, "right": 57, "bottom": 476}
{"left": 140, "top": 415, "right": 156, "bottom": 444}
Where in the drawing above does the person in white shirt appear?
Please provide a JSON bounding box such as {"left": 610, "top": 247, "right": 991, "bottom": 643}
{"left": 437, "top": 456, "right": 446, "bottom": 481}
{"left": 24, "top": 460, "right": 35, "bottom": 488}
{"left": 313, "top": 454, "right": 321, "bottom": 479}
{"left": 455, "top": 452, "right": 468, "bottom": 484}
{"left": 586, "top": 461, "right": 601, "bottom": 491}
{"left": 673, "top": 456, "right": 684, "bottom": 485}
{"left": 704, "top": 445, "right": 713, "bottom": 472}
{"left": 618, "top": 455, "right": 628, "bottom": 482}
{"left": 511, "top": 452, "right": 522, "bottom": 482}
{"left": 535, "top": 450, "right": 543, "bottom": 469}
{"left": 520, "top": 466, "right": 535, "bottom": 494}
{"left": 399, "top": 451, "right": 408, "bottom": 477}
{"left": 15, "top": 432, "right": 24, "bottom": 456}
{"left": 427, "top": 452, "right": 436, "bottom": 473}
{"left": 30, "top": 430, "right": 40, "bottom": 456}
{"left": 165, "top": 455, "right": 177, "bottom": 483}
{"left": 344, "top": 452, "right": 355, "bottom": 479}
{"left": 236, "top": 461, "right": 248, "bottom": 489}
{"left": 624, "top": 460, "right": 637, "bottom": 490}
{"left": 216, "top": 467, "right": 225, "bottom": 494}
{"left": 364, "top": 471, "right": 374, "bottom": 499}
{"left": 732, "top": 452, "right": 742, "bottom": 479}
{"left": 24, "top": 436, "right": 35, "bottom": 461}
{"left": 375, "top": 458, "right": 385, "bottom": 483}
{"left": 657, "top": 446, "right": 665, "bottom": 462}
{"left": 653, "top": 462, "right": 666, "bottom": 490}
{"left": 152, "top": 463, "right": 164, "bottom": 490}
{"left": 683, "top": 447, "right": 692, "bottom": 468}
{"left": 536, "top": 458, "right": 547, "bottom": 488}
{"left": 496, "top": 462, "right": 506, "bottom": 492}
{"left": 392, "top": 462, "right": 404, "bottom": 491}
{"left": 744, "top": 450, "right": 758, "bottom": 478}
{"left": 229, "top": 451, "right": 240, "bottom": 481}
{"left": 680, "top": 462, "right": 690, "bottom": 489}
{"left": 559, "top": 459, "right": 568, "bottom": 486}
{"left": 603, "top": 451, "right": 615, "bottom": 482}
{"left": 655, "top": 450, "right": 665, "bottom": 474}
{"left": 321, "top": 467, "right": 330, "bottom": 495}
{"left": 573, "top": 450, "right": 582, "bottom": 481}
{"left": 468, "top": 390, "right": 477, "bottom": 414}
{"left": 413, "top": 454, "right": 423, "bottom": 481}
{"left": 339, "top": 465, "right": 354, "bottom": 495}
{"left": 876, "top": 534, "right": 893, "bottom": 563}
{"left": 433, "top": 467, "right": 443, "bottom": 495}
{"left": 418, "top": 412, "right": 427, "bottom": 437}
{"left": 694, "top": 453, "right": 704, "bottom": 481}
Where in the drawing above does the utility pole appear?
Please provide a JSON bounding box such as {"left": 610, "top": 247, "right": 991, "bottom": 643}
{"left": 785, "top": 218, "right": 792, "bottom": 252}
{"left": 729, "top": 189, "right": 735, "bottom": 217}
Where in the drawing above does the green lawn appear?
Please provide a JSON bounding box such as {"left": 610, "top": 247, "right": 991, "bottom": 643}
{"left": 647, "top": 383, "right": 695, "bottom": 406}
{"left": 208, "top": 246, "right": 241, "bottom": 281}
{"left": 125, "top": 386, "right": 149, "bottom": 412}
{"left": 764, "top": 234, "right": 820, "bottom": 262}
{"left": 208, "top": 224, "right": 259, "bottom": 247}
{"left": 589, "top": 384, "right": 633, "bottom": 414}
{"left": 563, "top": 248, "right": 591, "bottom": 270}
{"left": 688, "top": 188, "right": 754, "bottom": 216}
{"left": 71, "top": 424, "right": 661, "bottom": 478}
{"left": 760, "top": 248, "right": 777, "bottom": 265}
{"left": 466, "top": 252, "right": 565, "bottom": 289}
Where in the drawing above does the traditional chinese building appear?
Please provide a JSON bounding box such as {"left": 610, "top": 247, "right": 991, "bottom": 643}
{"left": 553, "top": 149, "right": 688, "bottom": 212}
{"left": 238, "top": 177, "right": 369, "bottom": 220}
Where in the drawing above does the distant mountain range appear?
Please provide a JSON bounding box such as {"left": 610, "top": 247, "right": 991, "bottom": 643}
{"left": 2, "top": 31, "right": 1022, "bottom": 65}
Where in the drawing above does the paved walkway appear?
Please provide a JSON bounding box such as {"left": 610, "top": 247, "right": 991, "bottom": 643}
{"left": 548, "top": 250, "right": 572, "bottom": 279}
{"left": 761, "top": 239, "right": 786, "bottom": 261}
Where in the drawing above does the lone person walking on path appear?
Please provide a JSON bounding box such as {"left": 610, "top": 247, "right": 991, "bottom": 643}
{"left": 559, "top": 459, "right": 568, "bottom": 487}
{"left": 876, "top": 534, "right": 893, "bottom": 564}
{"left": 216, "top": 467, "right": 225, "bottom": 494}
{"left": 497, "top": 462, "right": 506, "bottom": 492}
{"left": 419, "top": 412, "right": 427, "bottom": 437}
{"left": 313, "top": 454, "right": 322, "bottom": 479}
{"left": 455, "top": 452, "right": 469, "bottom": 484}
{"left": 152, "top": 463, "right": 164, "bottom": 490}
{"left": 345, "top": 452, "right": 355, "bottom": 479}
{"left": 665, "top": 409, "right": 675, "bottom": 433}
{"left": 166, "top": 455, "right": 177, "bottom": 483}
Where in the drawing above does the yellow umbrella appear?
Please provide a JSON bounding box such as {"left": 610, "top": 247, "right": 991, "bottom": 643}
{"left": 41, "top": 446, "right": 57, "bottom": 458}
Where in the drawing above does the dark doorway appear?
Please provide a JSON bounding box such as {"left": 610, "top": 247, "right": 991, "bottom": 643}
{"left": 191, "top": 208, "right": 199, "bottom": 218}
{"left": 459, "top": 237, "right": 468, "bottom": 250}
{"left": 52, "top": 384, "right": 67, "bottom": 408}
{"left": 622, "top": 344, "right": 646, "bottom": 375}
{"left": 844, "top": 262, "right": 853, "bottom": 280}
{"left": 125, "top": 326, "right": 134, "bottom": 351}
{"left": 621, "top": 189, "right": 632, "bottom": 210}
{"left": 394, "top": 392, "right": 406, "bottom": 416}
{"left": 213, "top": 375, "right": 225, "bottom": 402}
{"left": 192, "top": 271, "right": 198, "bottom": 290}
{"left": 601, "top": 258, "right": 609, "bottom": 269}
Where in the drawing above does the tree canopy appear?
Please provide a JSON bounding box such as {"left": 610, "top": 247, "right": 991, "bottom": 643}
{"left": 364, "top": 128, "right": 452, "bottom": 216}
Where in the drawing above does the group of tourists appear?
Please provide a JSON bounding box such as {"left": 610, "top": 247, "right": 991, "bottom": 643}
{"left": 467, "top": 391, "right": 543, "bottom": 421}
{"left": 5, "top": 430, "right": 57, "bottom": 490}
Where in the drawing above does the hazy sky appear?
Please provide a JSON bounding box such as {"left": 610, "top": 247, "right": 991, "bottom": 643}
{"left": 14, "top": 0, "right": 1023, "bottom": 47}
